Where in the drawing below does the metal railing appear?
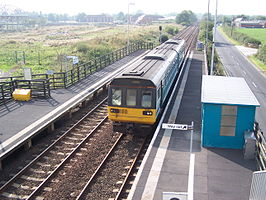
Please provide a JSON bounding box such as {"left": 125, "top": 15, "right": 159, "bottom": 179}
{"left": 254, "top": 122, "right": 266, "bottom": 170}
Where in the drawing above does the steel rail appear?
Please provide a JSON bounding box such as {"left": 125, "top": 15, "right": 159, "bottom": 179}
{"left": 27, "top": 116, "right": 109, "bottom": 199}
{"left": 114, "top": 137, "right": 147, "bottom": 200}
{"left": 0, "top": 97, "right": 108, "bottom": 196}
{"left": 76, "top": 133, "right": 124, "bottom": 200}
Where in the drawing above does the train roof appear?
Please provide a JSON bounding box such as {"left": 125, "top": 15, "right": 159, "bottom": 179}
{"left": 110, "top": 39, "right": 185, "bottom": 87}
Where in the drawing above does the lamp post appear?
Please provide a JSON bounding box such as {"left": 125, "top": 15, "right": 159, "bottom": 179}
{"left": 127, "top": 2, "right": 135, "bottom": 55}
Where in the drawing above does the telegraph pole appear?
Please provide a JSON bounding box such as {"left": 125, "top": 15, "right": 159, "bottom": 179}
{"left": 210, "top": 0, "right": 218, "bottom": 75}
{"left": 206, "top": 0, "right": 210, "bottom": 49}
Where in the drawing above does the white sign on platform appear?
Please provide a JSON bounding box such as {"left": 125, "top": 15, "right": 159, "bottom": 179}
{"left": 23, "top": 68, "right": 32, "bottom": 80}
{"left": 162, "top": 123, "right": 188, "bottom": 130}
{"left": 66, "top": 56, "right": 79, "bottom": 65}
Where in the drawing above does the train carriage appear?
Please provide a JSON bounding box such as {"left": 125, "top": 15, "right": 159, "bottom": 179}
{"left": 108, "top": 39, "right": 186, "bottom": 133}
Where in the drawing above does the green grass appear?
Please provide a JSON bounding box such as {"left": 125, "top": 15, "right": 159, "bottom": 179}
{"left": 236, "top": 28, "right": 266, "bottom": 44}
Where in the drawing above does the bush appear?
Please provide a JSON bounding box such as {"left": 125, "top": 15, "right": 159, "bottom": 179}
{"left": 244, "top": 37, "right": 261, "bottom": 47}
{"left": 256, "top": 44, "right": 266, "bottom": 64}
{"left": 222, "top": 25, "right": 261, "bottom": 47}
{"left": 76, "top": 43, "right": 89, "bottom": 53}
{"left": 165, "top": 26, "right": 175, "bottom": 35}
{"left": 160, "top": 34, "right": 169, "bottom": 43}
{"left": 174, "top": 27, "right": 179, "bottom": 34}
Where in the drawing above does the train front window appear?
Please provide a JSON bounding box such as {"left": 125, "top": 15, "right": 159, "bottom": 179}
{"left": 111, "top": 88, "right": 122, "bottom": 106}
{"left": 141, "top": 91, "right": 152, "bottom": 108}
{"left": 126, "top": 89, "right": 137, "bottom": 106}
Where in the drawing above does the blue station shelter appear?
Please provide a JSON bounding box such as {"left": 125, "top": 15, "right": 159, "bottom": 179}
{"left": 201, "top": 75, "right": 260, "bottom": 149}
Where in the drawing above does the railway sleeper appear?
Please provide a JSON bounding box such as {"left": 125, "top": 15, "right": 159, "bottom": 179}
{"left": 1, "top": 192, "right": 28, "bottom": 199}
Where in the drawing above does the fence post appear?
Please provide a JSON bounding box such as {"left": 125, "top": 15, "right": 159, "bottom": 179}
{"left": 0, "top": 84, "right": 4, "bottom": 101}
{"left": 84, "top": 65, "right": 87, "bottom": 78}
{"left": 43, "top": 80, "right": 46, "bottom": 97}
{"left": 63, "top": 72, "right": 67, "bottom": 88}
{"left": 71, "top": 69, "right": 74, "bottom": 85}
{"left": 112, "top": 52, "right": 115, "bottom": 63}
{"left": 77, "top": 67, "right": 80, "bottom": 81}
{"left": 104, "top": 55, "right": 107, "bottom": 67}
{"left": 94, "top": 60, "right": 97, "bottom": 71}
{"left": 47, "top": 79, "right": 51, "bottom": 97}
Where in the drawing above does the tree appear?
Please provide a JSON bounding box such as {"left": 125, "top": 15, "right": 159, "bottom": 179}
{"left": 115, "top": 12, "right": 125, "bottom": 21}
{"left": 76, "top": 13, "right": 87, "bottom": 22}
{"left": 221, "top": 15, "right": 232, "bottom": 26}
{"left": 175, "top": 10, "right": 197, "bottom": 26}
{"left": 48, "top": 13, "right": 57, "bottom": 22}
{"left": 201, "top": 13, "right": 213, "bottom": 21}
{"left": 236, "top": 14, "right": 249, "bottom": 20}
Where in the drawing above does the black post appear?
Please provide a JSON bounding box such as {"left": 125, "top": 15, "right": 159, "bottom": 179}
{"left": 64, "top": 73, "right": 67, "bottom": 88}
{"left": 77, "top": 67, "right": 80, "bottom": 81}
{"left": 84, "top": 65, "right": 87, "bottom": 78}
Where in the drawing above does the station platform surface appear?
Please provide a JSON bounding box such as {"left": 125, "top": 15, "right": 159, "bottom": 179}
{"left": 128, "top": 51, "right": 257, "bottom": 200}
{"left": 0, "top": 51, "right": 146, "bottom": 159}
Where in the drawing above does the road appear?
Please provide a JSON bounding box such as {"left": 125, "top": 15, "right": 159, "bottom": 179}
{"left": 215, "top": 30, "right": 266, "bottom": 133}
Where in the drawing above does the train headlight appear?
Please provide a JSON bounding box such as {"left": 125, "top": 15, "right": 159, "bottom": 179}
{"left": 110, "top": 108, "right": 119, "bottom": 113}
{"left": 143, "top": 111, "right": 153, "bottom": 116}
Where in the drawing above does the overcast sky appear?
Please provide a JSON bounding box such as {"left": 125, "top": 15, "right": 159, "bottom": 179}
{"left": 1, "top": 0, "right": 265, "bottom": 16}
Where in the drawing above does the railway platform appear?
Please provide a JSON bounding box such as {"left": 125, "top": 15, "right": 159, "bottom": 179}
{"left": 0, "top": 50, "right": 147, "bottom": 166}
{"left": 128, "top": 50, "right": 257, "bottom": 200}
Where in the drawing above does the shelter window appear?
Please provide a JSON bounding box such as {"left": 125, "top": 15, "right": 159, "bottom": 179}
{"left": 126, "top": 89, "right": 137, "bottom": 106}
{"left": 141, "top": 91, "right": 152, "bottom": 108}
{"left": 111, "top": 88, "right": 122, "bottom": 106}
{"left": 220, "top": 105, "right": 237, "bottom": 136}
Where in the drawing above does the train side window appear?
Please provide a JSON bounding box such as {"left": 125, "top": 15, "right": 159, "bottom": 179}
{"left": 112, "top": 88, "right": 122, "bottom": 106}
{"left": 141, "top": 91, "right": 152, "bottom": 108}
{"left": 126, "top": 89, "right": 137, "bottom": 106}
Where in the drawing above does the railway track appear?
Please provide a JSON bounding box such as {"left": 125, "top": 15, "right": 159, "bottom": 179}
{"left": 76, "top": 134, "right": 148, "bottom": 200}
{"left": 0, "top": 98, "right": 120, "bottom": 200}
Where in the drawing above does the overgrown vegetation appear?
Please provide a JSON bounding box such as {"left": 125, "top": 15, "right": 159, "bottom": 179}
{"left": 165, "top": 26, "right": 179, "bottom": 35}
{"left": 199, "top": 20, "right": 225, "bottom": 75}
{"left": 0, "top": 25, "right": 165, "bottom": 76}
{"left": 257, "top": 44, "right": 266, "bottom": 64}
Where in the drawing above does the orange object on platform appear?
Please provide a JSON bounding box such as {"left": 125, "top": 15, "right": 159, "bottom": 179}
{"left": 12, "top": 89, "right": 31, "bottom": 101}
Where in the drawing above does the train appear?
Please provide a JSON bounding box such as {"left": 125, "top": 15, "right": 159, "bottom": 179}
{"left": 107, "top": 38, "right": 186, "bottom": 133}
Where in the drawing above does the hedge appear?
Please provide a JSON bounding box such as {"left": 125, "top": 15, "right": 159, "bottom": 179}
{"left": 257, "top": 44, "right": 266, "bottom": 64}
{"left": 222, "top": 26, "right": 261, "bottom": 47}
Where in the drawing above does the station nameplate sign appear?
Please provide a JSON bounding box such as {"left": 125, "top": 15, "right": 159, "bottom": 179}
{"left": 162, "top": 123, "right": 188, "bottom": 130}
